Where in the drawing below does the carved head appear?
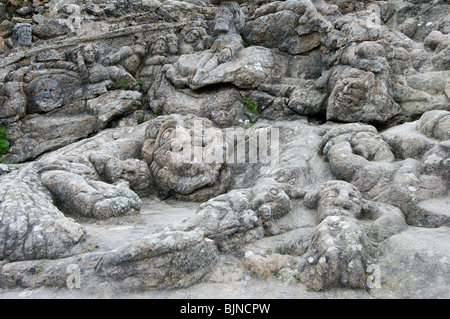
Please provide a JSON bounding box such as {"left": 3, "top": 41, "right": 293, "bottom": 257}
{"left": 29, "top": 77, "right": 64, "bottom": 113}
{"left": 213, "top": 2, "right": 245, "bottom": 35}
{"left": 304, "top": 180, "right": 362, "bottom": 222}
{"left": 251, "top": 178, "right": 292, "bottom": 222}
{"left": 151, "top": 36, "right": 169, "bottom": 56}
{"left": 141, "top": 114, "right": 230, "bottom": 200}
{"left": 81, "top": 44, "right": 98, "bottom": 64}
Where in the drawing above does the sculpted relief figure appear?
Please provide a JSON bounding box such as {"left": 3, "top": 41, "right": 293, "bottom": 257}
{"left": 141, "top": 33, "right": 180, "bottom": 99}
{"left": 0, "top": 0, "right": 449, "bottom": 297}
{"left": 319, "top": 123, "right": 448, "bottom": 227}
{"left": 166, "top": 1, "right": 246, "bottom": 90}
{"left": 141, "top": 114, "right": 231, "bottom": 201}
{"left": 168, "top": 178, "right": 293, "bottom": 252}
{"left": 179, "top": 24, "right": 211, "bottom": 54}
{"left": 102, "top": 41, "right": 147, "bottom": 77}
{"left": 297, "top": 180, "right": 407, "bottom": 291}
{"left": 72, "top": 43, "right": 139, "bottom": 94}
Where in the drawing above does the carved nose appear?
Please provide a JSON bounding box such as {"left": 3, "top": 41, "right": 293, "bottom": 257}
{"left": 335, "top": 193, "right": 351, "bottom": 209}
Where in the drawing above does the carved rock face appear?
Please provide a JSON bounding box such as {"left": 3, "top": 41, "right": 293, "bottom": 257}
{"left": 0, "top": 0, "right": 449, "bottom": 298}
{"left": 141, "top": 114, "right": 231, "bottom": 201}
{"left": 28, "top": 76, "right": 64, "bottom": 113}
{"left": 12, "top": 23, "right": 32, "bottom": 46}
{"left": 327, "top": 66, "right": 400, "bottom": 123}
{"left": 305, "top": 180, "right": 362, "bottom": 222}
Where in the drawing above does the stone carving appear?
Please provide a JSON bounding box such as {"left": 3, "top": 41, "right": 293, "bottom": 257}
{"left": 169, "top": 178, "right": 293, "bottom": 252}
{"left": 297, "top": 180, "right": 407, "bottom": 291}
{"left": 141, "top": 114, "right": 231, "bottom": 201}
{"left": 0, "top": 0, "right": 449, "bottom": 298}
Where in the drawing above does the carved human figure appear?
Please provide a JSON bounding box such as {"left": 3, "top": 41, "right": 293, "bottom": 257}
{"left": 141, "top": 34, "right": 180, "bottom": 110}
{"left": 103, "top": 42, "right": 146, "bottom": 76}
{"left": 166, "top": 1, "right": 245, "bottom": 89}
{"left": 298, "top": 181, "right": 369, "bottom": 291}
{"left": 62, "top": 3, "right": 82, "bottom": 32}
{"left": 190, "top": 2, "right": 245, "bottom": 82}
{"left": 179, "top": 25, "right": 210, "bottom": 54}
{"left": 304, "top": 180, "right": 362, "bottom": 222}
{"left": 319, "top": 124, "right": 446, "bottom": 203}
{"left": 168, "top": 178, "right": 292, "bottom": 252}
{"left": 72, "top": 44, "right": 139, "bottom": 90}
{"left": 297, "top": 179, "right": 409, "bottom": 290}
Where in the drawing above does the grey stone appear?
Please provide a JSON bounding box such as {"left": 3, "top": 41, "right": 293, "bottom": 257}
{"left": 141, "top": 114, "right": 231, "bottom": 201}
{"left": 94, "top": 229, "right": 218, "bottom": 290}
{"left": 0, "top": 0, "right": 449, "bottom": 298}
{"left": 40, "top": 169, "right": 142, "bottom": 219}
{"left": 0, "top": 252, "right": 103, "bottom": 288}
{"left": 372, "top": 227, "right": 450, "bottom": 299}
{"left": 327, "top": 65, "right": 400, "bottom": 124}
{"left": 32, "top": 19, "right": 71, "bottom": 40}
{"left": 169, "top": 178, "right": 293, "bottom": 252}
{"left": 12, "top": 23, "right": 32, "bottom": 46}
{"left": 87, "top": 90, "right": 143, "bottom": 130}
{"left": 0, "top": 165, "right": 86, "bottom": 262}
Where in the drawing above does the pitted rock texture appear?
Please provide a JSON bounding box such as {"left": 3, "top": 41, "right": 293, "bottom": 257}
{"left": 0, "top": 0, "right": 449, "bottom": 298}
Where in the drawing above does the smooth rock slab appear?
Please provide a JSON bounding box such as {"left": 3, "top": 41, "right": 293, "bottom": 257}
{"left": 371, "top": 226, "right": 450, "bottom": 299}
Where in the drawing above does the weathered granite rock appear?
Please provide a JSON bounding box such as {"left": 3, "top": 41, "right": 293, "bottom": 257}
{"left": 169, "top": 178, "right": 293, "bottom": 251}
{"left": 0, "top": 165, "right": 86, "bottom": 262}
{"left": 371, "top": 227, "right": 450, "bottom": 299}
{"left": 297, "top": 180, "right": 408, "bottom": 291}
{"left": 326, "top": 40, "right": 401, "bottom": 124}
{"left": 0, "top": 0, "right": 449, "bottom": 298}
{"left": 12, "top": 23, "right": 32, "bottom": 46}
{"left": 40, "top": 168, "right": 142, "bottom": 219}
{"left": 321, "top": 121, "right": 449, "bottom": 228}
{"left": 417, "top": 110, "right": 450, "bottom": 141}
{"left": 243, "top": 0, "right": 332, "bottom": 54}
{"left": 141, "top": 114, "right": 231, "bottom": 201}
{"left": 297, "top": 215, "right": 369, "bottom": 291}
{"left": 94, "top": 229, "right": 218, "bottom": 291}
{"left": 298, "top": 181, "right": 368, "bottom": 290}
{"left": 32, "top": 19, "right": 71, "bottom": 40}
{"left": 0, "top": 252, "right": 104, "bottom": 288}
{"left": 87, "top": 90, "right": 143, "bottom": 130}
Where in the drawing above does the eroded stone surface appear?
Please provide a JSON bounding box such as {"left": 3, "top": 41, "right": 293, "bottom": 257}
{"left": 0, "top": 0, "right": 449, "bottom": 298}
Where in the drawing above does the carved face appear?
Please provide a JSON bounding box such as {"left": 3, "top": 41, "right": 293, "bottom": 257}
{"left": 184, "top": 28, "right": 202, "bottom": 44}
{"left": 152, "top": 37, "right": 168, "bottom": 55}
{"left": 214, "top": 6, "right": 234, "bottom": 34}
{"left": 213, "top": 2, "right": 245, "bottom": 34}
{"left": 141, "top": 115, "right": 230, "bottom": 200}
{"left": 13, "top": 23, "right": 32, "bottom": 46}
{"left": 30, "top": 78, "right": 64, "bottom": 113}
{"left": 251, "top": 179, "right": 292, "bottom": 222}
{"left": 207, "top": 89, "right": 244, "bottom": 128}
{"left": 210, "top": 105, "right": 235, "bottom": 128}
{"left": 166, "top": 35, "right": 179, "bottom": 55}
{"left": 316, "top": 182, "right": 362, "bottom": 221}
{"left": 82, "top": 44, "right": 97, "bottom": 64}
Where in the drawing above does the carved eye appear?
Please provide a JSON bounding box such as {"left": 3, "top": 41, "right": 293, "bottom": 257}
{"left": 270, "top": 189, "right": 279, "bottom": 195}
{"left": 161, "top": 129, "right": 173, "bottom": 141}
